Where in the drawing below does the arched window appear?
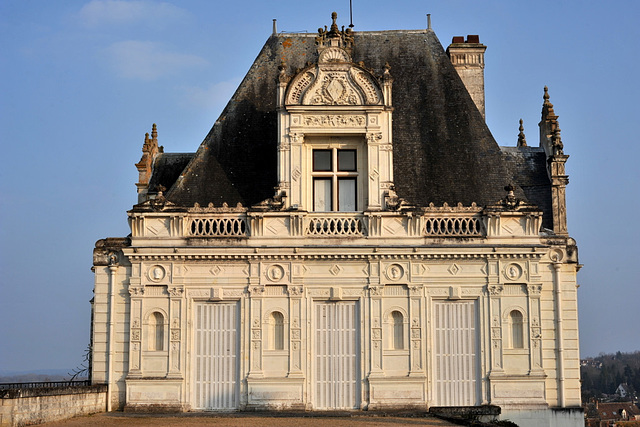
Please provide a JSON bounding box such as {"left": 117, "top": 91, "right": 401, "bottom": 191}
{"left": 270, "top": 311, "right": 285, "bottom": 350}
{"left": 391, "top": 311, "right": 404, "bottom": 350}
{"left": 510, "top": 310, "right": 524, "bottom": 349}
{"left": 149, "top": 312, "right": 164, "bottom": 351}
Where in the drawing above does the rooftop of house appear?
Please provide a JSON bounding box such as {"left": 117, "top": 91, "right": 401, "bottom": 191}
{"left": 141, "top": 14, "right": 556, "bottom": 228}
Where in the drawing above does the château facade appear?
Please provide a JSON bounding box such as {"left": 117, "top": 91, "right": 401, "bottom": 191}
{"left": 91, "top": 13, "right": 583, "bottom": 426}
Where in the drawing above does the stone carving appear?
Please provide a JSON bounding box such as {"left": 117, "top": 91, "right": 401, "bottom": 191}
{"left": 309, "top": 73, "right": 359, "bottom": 105}
{"left": 329, "top": 264, "right": 342, "bottom": 276}
{"left": 128, "top": 286, "right": 144, "bottom": 296}
{"left": 351, "top": 69, "right": 381, "bottom": 104}
{"left": 171, "top": 330, "right": 180, "bottom": 341}
{"left": 369, "top": 286, "right": 383, "bottom": 296}
{"left": 318, "top": 47, "right": 350, "bottom": 63}
{"left": 303, "top": 115, "right": 365, "bottom": 127}
{"left": 504, "top": 263, "right": 523, "bottom": 281}
{"left": 527, "top": 284, "right": 543, "bottom": 295}
{"left": 267, "top": 264, "right": 285, "bottom": 282}
{"left": 287, "top": 71, "right": 315, "bottom": 104}
{"left": 287, "top": 286, "right": 303, "bottom": 296}
{"left": 169, "top": 286, "right": 183, "bottom": 297}
{"left": 488, "top": 285, "right": 504, "bottom": 296}
{"left": 148, "top": 265, "right": 165, "bottom": 282}
{"left": 448, "top": 264, "right": 461, "bottom": 275}
{"left": 385, "top": 264, "right": 404, "bottom": 281}
{"left": 131, "top": 329, "right": 141, "bottom": 341}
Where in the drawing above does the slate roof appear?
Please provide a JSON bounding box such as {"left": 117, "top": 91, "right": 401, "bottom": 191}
{"left": 147, "top": 153, "right": 194, "bottom": 194}
{"left": 162, "top": 28, "right": 552, "bottom": 217}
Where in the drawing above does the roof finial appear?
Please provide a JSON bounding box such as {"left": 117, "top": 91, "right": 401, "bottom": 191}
{"left": 517, "top": 118, "right": 527, "bottom": 147}
{"left": 151, "top": 123, "right": 157, "bottom": 141}
{"left": 552, "top": 126, "right": 564, "bottom": 155}
{"left": 329, "top": 12, "right": 339, "bottom": 36}
{"left": 543, "top": 86, "right": 551, "bottom": 105}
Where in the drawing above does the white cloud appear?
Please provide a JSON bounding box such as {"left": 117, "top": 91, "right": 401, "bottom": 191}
{"left": 78, "top": 0, "right": 188, "bottom": 28}
{"left": 180, "top": 78, "right": 243, "bottom": 111}
{"left": 105, "top": 40, "right": 207, "bottom": 80}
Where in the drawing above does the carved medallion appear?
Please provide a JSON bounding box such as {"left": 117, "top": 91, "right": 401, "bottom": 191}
{"left": 148, "top": 265, "right": 165, "bottom": 282}
{"left": 267, "top": 264, "right": 285, "bottom": 282}
{"left": 385, "top": 263, "right": 404, "bottom": 281}
{"left": 504, "top": 263, "right": 523, "bottom": 281}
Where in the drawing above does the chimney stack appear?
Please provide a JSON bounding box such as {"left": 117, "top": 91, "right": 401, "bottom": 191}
{"left": 446, "top": 35, "right": 487, "bottom": 119}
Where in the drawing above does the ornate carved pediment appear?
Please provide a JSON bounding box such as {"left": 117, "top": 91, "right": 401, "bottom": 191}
{"left": 284, "top": 14, "right": 384, "bottom": 107}
{"left": 286, "top": 64, "right": 383, "bottom": 107}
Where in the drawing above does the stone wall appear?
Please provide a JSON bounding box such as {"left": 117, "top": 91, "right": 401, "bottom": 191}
{"left": 0, "top": 385, "right": 106, "bottom": 426}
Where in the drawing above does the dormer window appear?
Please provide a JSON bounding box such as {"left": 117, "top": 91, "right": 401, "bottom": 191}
{"left": 312, "top": 148, "right": 358, "bottom": 211}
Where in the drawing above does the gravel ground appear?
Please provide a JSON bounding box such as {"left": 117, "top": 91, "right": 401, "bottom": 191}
{"left": 42, "top": 412, "right": 458, "bottom": 426}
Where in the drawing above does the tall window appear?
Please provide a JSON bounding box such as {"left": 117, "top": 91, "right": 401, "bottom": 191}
{"left": 269, "top": 311, "right": 285, "bottom": 350}
{"left": 149, "top": 312, "right": 164, "bottom": 351}
{"left": 312, "top": 149, "right": 357, "bottom": 211}
{"left": 391, "top": 311, "right": 404, "bottom": 350}
{"left": 510, "top": 310, "right": 524, "bottom": 349}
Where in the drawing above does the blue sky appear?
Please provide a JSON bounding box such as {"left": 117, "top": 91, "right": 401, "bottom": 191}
{"left": 1, "top": 0, "right": 638, "bottom": 372}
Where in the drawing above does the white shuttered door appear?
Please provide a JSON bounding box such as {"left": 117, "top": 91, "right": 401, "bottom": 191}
{"left": 314, "top": 301, "right": 359, "bottom": 409}
{"left": 193, "top": 302, "right": 239, "bottom": 410}
{"left": 433, "top": 300, "right": 478, "bottom": 406}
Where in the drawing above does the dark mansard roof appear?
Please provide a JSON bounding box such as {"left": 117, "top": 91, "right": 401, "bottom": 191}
{"left": 157, "top": 28, "right": 551, "bottom": 225}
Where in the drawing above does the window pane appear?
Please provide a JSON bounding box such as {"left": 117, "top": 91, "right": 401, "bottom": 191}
{"left": 510, "top": 310, "right": 524, "bottom": 349}
{"left": 271, "top": 311, "right": 284, "bottom": 350}
{"left": 313, "top": 150, "right": 332, "bottom": 171}
{"left": 314, "top": 178, "right": 332, "bottom": 211}
{"left": 392, "top": 311, "right": 404, "bottom": 350}
{"left": 338, "top": 178, "right": 356, "bottom": 211}
{"left": 338, "top": 150, "right": 356, "bottom": 171}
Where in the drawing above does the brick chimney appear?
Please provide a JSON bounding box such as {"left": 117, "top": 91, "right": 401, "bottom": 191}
{"left": 446, "top": 35, "right": 487, "bottom": 119}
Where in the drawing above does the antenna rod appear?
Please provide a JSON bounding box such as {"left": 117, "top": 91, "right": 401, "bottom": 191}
{"left": 349, "top": 0, "right": 354, "bottom": 28}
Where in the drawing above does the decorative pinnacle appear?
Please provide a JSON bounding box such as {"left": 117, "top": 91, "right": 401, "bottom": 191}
{"left": 151, "top": 123, "right": 157, "bottom": 140}
{"left": 543, "top": 86, "right": 554, "bottom": 108}
{"left": 517, "top": 119, "right": 527, "bottom": 147}
{"left": 329, "top": 12, "right": 340, "bottom": 37}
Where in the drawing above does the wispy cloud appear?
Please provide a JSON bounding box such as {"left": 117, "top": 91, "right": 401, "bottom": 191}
{"left": 105, "top": 40, "right": 207, "bottom": 80}
{"left": 78, "top": 0, "right": 189, "bottom": 28}
{"left": 180, "top": 78, "right": 242, "bottom": 111}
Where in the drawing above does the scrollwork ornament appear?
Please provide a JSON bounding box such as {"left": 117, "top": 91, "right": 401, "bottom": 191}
{"left": 369, "top": 285, "right": 383, "bottom": 296}
{"left": 129, "top": 286, "right": 144, "bottom": 296}
{"left": 527, "top": 284, "right": 543, "bottom": 295}
{"left": 287, "top": 286, "right": 303, "bottom": 296}
{"left": 169, "top": 286, "right": 184, "bottom": 297}
{"left": 487, "top": 285, "right": 504, "bottom": 296}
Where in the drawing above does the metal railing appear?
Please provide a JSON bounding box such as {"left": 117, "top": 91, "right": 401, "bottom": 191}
{"left": 0, "top": 380, "right": 90, "bottom": 390}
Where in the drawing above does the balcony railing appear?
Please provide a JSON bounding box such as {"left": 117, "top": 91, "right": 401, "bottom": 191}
{"left": 133, "top": 208, "right": 498, "bottom": 240}
{"left": 306, "top": 214, "right": 366, "bottom": 237}
{"left": 188, "top": 216, "right": 247, "bottom": 237}
{"left": 423, "top": 216, "right": 482, "bottom": 237}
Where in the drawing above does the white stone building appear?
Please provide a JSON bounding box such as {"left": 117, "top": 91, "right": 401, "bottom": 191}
{"left": 91, "top": 13, "right": 583, "bottom": 426}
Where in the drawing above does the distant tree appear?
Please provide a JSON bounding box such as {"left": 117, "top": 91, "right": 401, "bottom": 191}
{"left": 67, "top": 344, "right": 91, "bottom": 381}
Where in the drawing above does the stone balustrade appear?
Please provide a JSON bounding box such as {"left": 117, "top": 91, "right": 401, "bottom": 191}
{"left": 128, "top": 205, "right": 542, "bottom": 243}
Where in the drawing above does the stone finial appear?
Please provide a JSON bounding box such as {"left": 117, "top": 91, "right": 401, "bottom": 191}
{"left": 542, "top": 86, "right": 556, "bottom": 119}
{"left": 135, "top": 124, "right": 160, "bottom": 203}
{"left": 278, "top": 60, "right": 288, "bottom": 83}
{"left": 316, "top": 12, "right": 353, "bottom": 52}
{"left": 552, "top": 126, "right": 564, "bottom": 155}
{"left": 517, "top": 119, "right": 527, "bottom": 147}
{"left": 502, "top": 184, "right": 520, "bottom": 210}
